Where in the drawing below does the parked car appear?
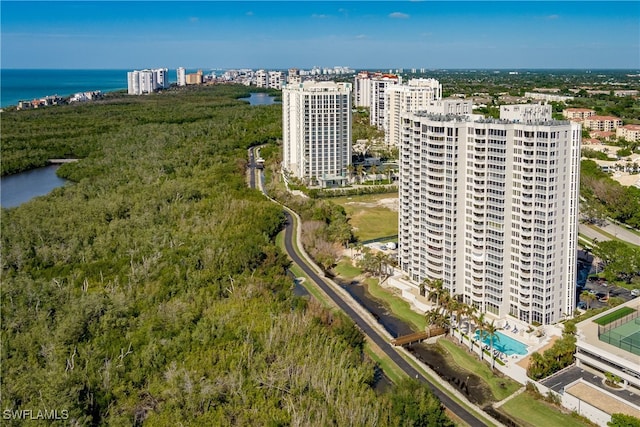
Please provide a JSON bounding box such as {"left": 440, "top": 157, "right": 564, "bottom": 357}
{"left": 631, "top": 289, "right": 640, "bottom": 297}
{"left": 577, "top": 302, "right": 587, "bottom": 310}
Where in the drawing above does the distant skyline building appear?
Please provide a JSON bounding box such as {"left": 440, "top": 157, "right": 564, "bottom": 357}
{"left": 385, "top": 78, "right": 443, "bottom": 146}
{"left": 177, "top": 67, "right": 186, "bottom": 86}
{"left": 398, "top": 103, "right": 581, "bottom": 325}
{"left": 282, "top": 80, "right": 352, "bottom": 188}
{"left": 127, "top": 68, "right": 169, "bottom": 95}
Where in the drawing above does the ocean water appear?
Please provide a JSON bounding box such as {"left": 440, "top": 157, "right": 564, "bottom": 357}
{"left": 0, "top": 69, "right": 175, "bottom": 108}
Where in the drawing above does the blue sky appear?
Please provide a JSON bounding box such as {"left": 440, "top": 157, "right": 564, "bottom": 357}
{"left": 2, "top": 1, "right": 639, "bottom": 69}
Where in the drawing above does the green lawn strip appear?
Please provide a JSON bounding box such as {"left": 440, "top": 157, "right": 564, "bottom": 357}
{"left": 365, "top": 277, "right": 427, "bottom": 331}
{"left": 500, "top": 393, "right": 591, "bottom": 427}
{"left": 364, "top": 342, "right": 405, "bottom": 385}
{"left": 437, "top": 339, "right": 520, "bottom": 401}
{"left": 593, "top": 306, "right": 636, "bottom": 325}
{"left": 334, "top": 257, "right": 362, "bottom": 280}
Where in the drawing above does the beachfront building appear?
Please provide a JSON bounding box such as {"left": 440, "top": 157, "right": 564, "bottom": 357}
{"left": 384, "top": 78, "right": 443, "bottom": 147}
{"left": 282, "top": 81, "right": 352, "bottom": 188}
{"left": 398, "top": 104, "right": 581, "bottom": 325}
{"left": 127, "top": 68, "right": 169, "bottom": 95}
{"left": 177, "top": 67, "right": 186, "bottom": 86}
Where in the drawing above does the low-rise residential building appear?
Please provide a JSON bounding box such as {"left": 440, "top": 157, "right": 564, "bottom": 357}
{"left": 563, "top": 108, "right": 596, "bottom": 120}
{"left": 617, "top": 124, "right": 640, "bottom": 142}
{"left": 583, "top": 115, "right": 623, "bottom": 132}
{"left": 525, "top": 92, "right": 574, "bottom": 102}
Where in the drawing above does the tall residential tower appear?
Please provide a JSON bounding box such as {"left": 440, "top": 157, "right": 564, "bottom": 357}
{"left": 398, "top": 104, "right": 581, "bottom": 325}
{"left": 282, "top": 81, "right": 352, "bottom": 188}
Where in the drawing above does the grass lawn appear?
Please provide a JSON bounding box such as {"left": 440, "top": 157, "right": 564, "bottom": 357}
{"left": 437, "top": 339, "right": 520, "bottom": 401}
{"left": 334, "top": 257, "right": 362, "bottom": 280}
{"left": 593, "top": 306, "right": 636, "bottom": 325}
{"left": 331, "top": 193, "right": 398, "bottom": 241}
{"left": 501, "top": 393, "right": 592, "bottom": 427}
{"left": 365, "top": 277, "right": 427, "bottom": 331}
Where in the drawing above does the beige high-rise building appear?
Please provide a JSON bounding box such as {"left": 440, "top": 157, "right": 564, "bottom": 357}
{"left": 398, "top": 106, "right": 581, "bottom": 325}
{"left": 370, "top": 73, "right": 401, "bottom": 130}
{"left": 384, "top": 78, "right": 443, "bottom": 146}
{"left": 282, "top": 81, "right": 352, "bottom": 188}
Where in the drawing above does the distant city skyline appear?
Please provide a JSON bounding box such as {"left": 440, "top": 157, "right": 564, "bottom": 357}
{"left": 2, "top": 1, "right": 639, "bottom": 70}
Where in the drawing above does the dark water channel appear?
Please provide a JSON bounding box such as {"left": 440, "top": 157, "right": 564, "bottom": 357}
{"left": 337, "top": 278, "right": 499, "bottom": 407}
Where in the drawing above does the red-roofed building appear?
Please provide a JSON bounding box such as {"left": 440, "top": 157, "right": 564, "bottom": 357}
{"left": 616, "top": 124, "right": 640, "bottom": 142}
{"left": 563, "top": 108, "right": 595, "bottom": 120}
{"left": 583, "top": 115, "right": 623, "bottom": 132}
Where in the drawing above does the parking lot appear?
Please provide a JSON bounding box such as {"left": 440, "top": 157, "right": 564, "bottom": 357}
{"left": 578, "top": 277, "right": 637, "bottom": 310}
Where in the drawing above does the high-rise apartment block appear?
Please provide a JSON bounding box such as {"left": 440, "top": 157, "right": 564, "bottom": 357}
{"left": 353, "top": 72, "right": 402, "bottom": 130}
{"left": 370, "top": 73, "right": 402, "bottom": 130}
{"left": 282, "top": 81, "right": 352, "bottom": 188}
{"left": 256, "top": 70, "right": 284, "bottom": 89}
{"left": 385, "top": 78, "right": 443, "bottom": 146}
{"left": 127, "top": 68, "right": 169, "bottom": 95}
{"left": 398, "top": 104, "right": 581, "bottom": 325}
{"left": 177, "top": 67, "right": 186, "bottom": 86}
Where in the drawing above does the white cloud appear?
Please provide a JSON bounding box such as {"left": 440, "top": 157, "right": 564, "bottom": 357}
{"left": 312, "top": 14, "right": 329, "bottom": 19}
{"left": 547, "top": 14, "right": 560, "bottom": 20}
{"left": 389, "top": 12, "right": 410, "bottom": 19}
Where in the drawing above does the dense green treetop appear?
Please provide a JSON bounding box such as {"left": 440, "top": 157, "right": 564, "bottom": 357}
{"left": 1, "top": 85, "right": 450, "bottom": 426}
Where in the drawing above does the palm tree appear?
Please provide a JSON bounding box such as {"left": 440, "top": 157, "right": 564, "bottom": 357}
{"left": 419, "top": 280, "right": 427, "bottom": 297}
{"left": 580, "top": 290, "right": 596, "bottom": 309}
{"left": 426, "top": 278, "right": 445, "bottom": 310}
{"left": 453, "top": 296, "right": 467, "bottom": 344}
{"left": 383, "top": 164, "right": 393, "bottom": 184}
{"left": 461, "top": 304, "right": 476, "bottom": 352}
{"left": 347, "top": 164, "right": 355, "bottom": 184}
{"left": 485, "top": 320, "right": 500, "bottom": 370}
{"left": 369, "top": 165, "right": 378, "bottom": 185}
{"left": 474, "top": 311, "right": 486, "bottom": 360}
{"left": 356, "top": 164, "right": 365, "bottom": 184}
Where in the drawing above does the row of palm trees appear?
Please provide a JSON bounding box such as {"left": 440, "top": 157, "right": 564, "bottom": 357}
{"left": 346, "top": 164, "right": 395, "bottom": 185}
{"left": 421, "top": 278, "right": 502, "bottom": 370}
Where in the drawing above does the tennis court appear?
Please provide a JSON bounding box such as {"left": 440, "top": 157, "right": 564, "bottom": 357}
{"left": 599, "top": 317, "right": 640, "bottom": 356}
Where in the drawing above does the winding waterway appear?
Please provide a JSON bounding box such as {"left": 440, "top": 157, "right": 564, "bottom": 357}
{"left": 1, "top": 165, "right": 67, "bottom": 208}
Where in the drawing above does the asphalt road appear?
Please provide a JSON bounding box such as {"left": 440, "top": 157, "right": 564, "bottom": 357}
{"left": 248, "top": 148, "right": 488, "bottom": 426}
{"left": 281, "top": 211, "right": 487, "bottom": 426}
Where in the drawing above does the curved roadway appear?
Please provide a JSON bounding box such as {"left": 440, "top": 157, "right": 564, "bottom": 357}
{"left": 247, "top": 147, "right": 488, "bottom": 427}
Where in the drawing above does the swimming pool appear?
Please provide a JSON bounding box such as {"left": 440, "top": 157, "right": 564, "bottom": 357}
{"left": 474, "top": 330, "right": 528, "bottom": 356}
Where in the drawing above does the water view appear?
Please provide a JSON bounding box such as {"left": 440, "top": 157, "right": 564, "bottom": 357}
{"left": 241, "top": 92, "right": 279, "bottom": 106}
{"left": 1, "top": 165, "right": 67, "bottom": 208}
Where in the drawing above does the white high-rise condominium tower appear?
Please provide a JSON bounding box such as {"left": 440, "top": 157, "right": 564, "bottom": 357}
{"left": 385, "top": 78, "right": 443, "bottom": 146}
{"left": 127, "top": 68, "right": 169, "bottom": 95}
{"left": 398, "top": 104, "right": 581, "bottom": 325}
{"left": 177, "top": 67, "right": 186, "bottom": 86}
{"left": 282, "top": 81, "right": 352, "bottom": 188}
{"left": 354, "top": 71, "right": 372, "bottom": 108}
{"left": 370, "top": 73, "right": 401, "bottom": 130}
